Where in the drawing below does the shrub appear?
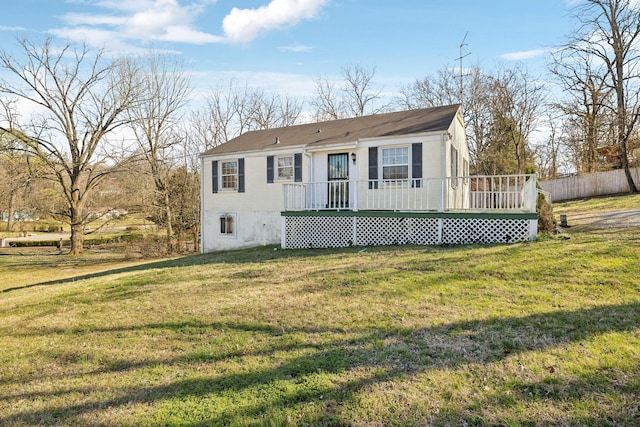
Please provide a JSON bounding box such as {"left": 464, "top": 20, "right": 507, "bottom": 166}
{"left": 537, "top": 192, "right": 555, "bottom": 233}
{"left": 36, "top": 222, "right": 63, "bottom": 232}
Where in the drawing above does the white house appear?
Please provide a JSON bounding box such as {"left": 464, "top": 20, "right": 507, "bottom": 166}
{"left": 200, "top": 104, "right": 538, "bottom": 252}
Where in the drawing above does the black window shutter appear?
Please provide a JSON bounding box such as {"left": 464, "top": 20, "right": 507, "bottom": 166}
{"left": 212, "top": 160, "right": 218, "bottom": 193}
{"left": 266, "top": 156, "right": 274, "bottom": 183}
{"left": 294, "top": 153, "right": 302, "bottom": 182}
{"left": 412, "top": 143, "right": 423, "bottom": 188}
{"left": 238, "top": 158, "right": 245, "bottom": 193}
{"left": 368, "top": 147, "right": 378, "bottom": 189}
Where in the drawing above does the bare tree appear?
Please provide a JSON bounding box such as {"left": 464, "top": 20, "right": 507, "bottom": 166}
{"left": 398, "top": 64, "right": 543, "bottom": 175}
{"left": 566, "top": 0, "right": 640, "bottom": 192}
{"left": 128, "top": 54, "right": 191, "bottom": 253}
{"left": 192, "top": 81, "right": 241, "bottom": 150}
{"left": 179, "top": 129, "right": 204, "bottom": 252}
{"left": 312, "top": 63, "right": 387, "bottom": 121}
{"left": 0, "top": 102, "right": 37, "bottom": 231}
{"left": 534, "top": 111, "right": 566, "bottom": 179}
{"left": 397, "top": 67, "right": 460, "bottom": 110}
{"left": 341, "top": 64, "right": 386, "bottom": 117}
{"left": 551, "top": 43, "right": 613, "bottom": 173}
{"left": 489, "top": 66, "right": 545, "bottom": 174}
{"left": 193, "top": 80, "right": 303, "bottom": 150}
{"left": 0, "top": 37, "right": 141, "bottom": 254}
{"left": 278, "top": 93, "right": 305, "bottom": 127}
{"left": 311, "top": 75, "right": 346, "bottom": 121}
{"left": 464, "top": 68, "right": 497, "bottom": 175}
{"left": 166, "top": 164, "right": 200, "bottom": 253}
{"left": 0, "top": 129, "right": 34, "bottom": 231}
{"left": 247, "top": 89, "right": 304, "bottom": 130}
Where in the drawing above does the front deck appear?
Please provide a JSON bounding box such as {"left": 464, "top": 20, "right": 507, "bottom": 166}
{"left": 282, "top": 174, "right": 537, "bottom": 213}
{"left": 280, "top": 175, "right": 538, "bottom": 248}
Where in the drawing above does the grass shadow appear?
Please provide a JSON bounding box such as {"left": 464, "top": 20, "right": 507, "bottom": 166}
{"left": 1, "top": 244, "right": 476, "bottom": 294}
{"left": 1, "top": 301, "right": 638, "bottom": 425}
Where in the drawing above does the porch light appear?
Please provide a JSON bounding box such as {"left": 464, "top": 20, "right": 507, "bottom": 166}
{"left": 351, "top": 152, "right": 356, "bottom": 164}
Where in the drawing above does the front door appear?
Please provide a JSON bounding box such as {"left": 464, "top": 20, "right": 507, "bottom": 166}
{"left": 328, "top": 153, "right": 349, "bottom": 208}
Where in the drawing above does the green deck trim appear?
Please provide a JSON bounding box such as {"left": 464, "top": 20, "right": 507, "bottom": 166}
{"left": 281, "top": 210, "right": 537, "bottom": 220}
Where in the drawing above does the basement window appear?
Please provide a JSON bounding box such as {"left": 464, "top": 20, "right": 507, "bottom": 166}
{"left": 219, "top": 213, "right": 236, "bottom": 237}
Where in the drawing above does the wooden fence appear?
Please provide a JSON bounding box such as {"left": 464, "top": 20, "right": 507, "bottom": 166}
{"left": 540, "top": 167, "right": 640, "bottom": 201}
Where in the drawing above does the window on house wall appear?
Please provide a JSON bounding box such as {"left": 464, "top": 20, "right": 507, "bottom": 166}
{"left": 221, "top": 160, "right": 238, "bottom": 190}
{"left": 451, "top": 146, "right": 459, "bottom": 188}
{"left": 462, "top": 158, "right": 469, "bottom": 185}
{"left": 277, "top": 156, "right": 294, "bottom": 180}
{"left": 219, "top": 213, "right": 236, "bottom": 236}
{"left": 381, "top": 146, "right": 409, "bottom": 180}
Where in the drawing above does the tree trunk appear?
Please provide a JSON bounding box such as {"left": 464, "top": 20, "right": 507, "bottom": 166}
{"left": 616, "top": 83, "right": 638, "bottom": 193}
{"left": 69, "top": 222, "right": 84, "bottom": 255}
{"left": 6, "top": 190, "right": 16, "bottom": 231}
{"left": 619, "top": 139, "right": 638, "bottom": 193}
{"left": 587, "top": 117, "right": 598, "bottom": 173}
{"left": 164, "top": 190, "right": 173, "bottom": 254}
{"left": 612, "top": 13, "right": 638, "bottom": 194}
{"left": 193, "top": 226, "right": 200, "bottom": 253}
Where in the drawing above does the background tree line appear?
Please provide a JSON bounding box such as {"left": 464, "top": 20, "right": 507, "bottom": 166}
{"left": 1, "top": 0, "right": 638, "bottom": 255}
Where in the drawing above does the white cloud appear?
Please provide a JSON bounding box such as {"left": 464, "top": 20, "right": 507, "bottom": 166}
{"left": 54, "top": 0, "right": 222, "bottom": 49}
{"left": 222, "top": 0, "right": 328, "bottom": 44}
{"left": 160, "top": 26, "right": 223, "bottom": 44}
{"left": 123, "top": 0, "right": 205, "bottom": 40}
{"left": 279, "top": 43, "right": 312, "bottom": 52}
{"left": 0, "top": 25, "right": 27, "bottom": 32}
{"left": 500, "top": 48, "right": 549, "bottom": 61}
{"left": 51, "top": 0, "right": 326, "bottom": 51}
{"left": 62, "top": 13, "right": 126, "bottom": 27}
{"left": 91, "top": 0, "right": 161, "bottom": 13}
{"left": 49, "top": 27, "right": 181, "bottom": 55}
{"left": 51, "top": 27, "right": 123, "bottom": 48}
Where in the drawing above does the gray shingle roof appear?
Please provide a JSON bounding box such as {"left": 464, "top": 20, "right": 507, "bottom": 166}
{"left": 201, "top": 104, "right": 460, "bottom": 156}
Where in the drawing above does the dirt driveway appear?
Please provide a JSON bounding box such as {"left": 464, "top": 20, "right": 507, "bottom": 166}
{"left": 559, "top": 209, "right": 640, "bottom": 229}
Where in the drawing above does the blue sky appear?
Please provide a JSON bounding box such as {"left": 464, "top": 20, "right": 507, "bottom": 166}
{"left": 1, "top": 0, "right": 574, "bottom": 99}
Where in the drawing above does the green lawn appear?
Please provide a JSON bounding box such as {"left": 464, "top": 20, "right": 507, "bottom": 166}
{"left": 0, "top": 197, "right": 639, "bottom": 426}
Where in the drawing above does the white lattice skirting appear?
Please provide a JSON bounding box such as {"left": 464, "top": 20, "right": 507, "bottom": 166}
{"left": 282, "top": 213, "right": 537, "bottom": 249}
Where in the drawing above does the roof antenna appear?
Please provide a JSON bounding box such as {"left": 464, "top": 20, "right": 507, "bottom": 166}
{"left": 457, "top": 31, "right": 471, "bottom": 105}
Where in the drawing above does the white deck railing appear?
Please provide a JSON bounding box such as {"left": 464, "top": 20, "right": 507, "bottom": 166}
{"left": 282, "top": 174, "right": 537, "bottom": 213}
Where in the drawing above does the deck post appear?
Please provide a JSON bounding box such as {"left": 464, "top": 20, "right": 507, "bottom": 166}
{"left": 352, "top": 179, "right": 358, "bottom": 212}
{"left": 439, "top": 178, "right": 445, "bottom": 212}
{"left": 281, "top": 216, "right": 287, "bottom": 248}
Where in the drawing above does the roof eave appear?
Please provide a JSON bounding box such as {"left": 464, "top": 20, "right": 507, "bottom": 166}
{"left": 200, "top": 143, "right": 308, "bottom": 159}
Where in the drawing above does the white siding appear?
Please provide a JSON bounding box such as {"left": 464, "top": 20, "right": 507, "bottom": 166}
{"left": 201, "top": 153, "right": 309, "bottom": 252}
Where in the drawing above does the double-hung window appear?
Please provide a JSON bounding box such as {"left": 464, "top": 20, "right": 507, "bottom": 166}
{"left": 221, "top": 160, "right": 238, "bottom": 190}
{"left": 267, "top": 154, "right": 302, "bottom": 183}
{"left": 381, "top": 146, "right": 409, "bottom": 181}
{"left": 277, "top": 156, "right": 294, "bottom": 180}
